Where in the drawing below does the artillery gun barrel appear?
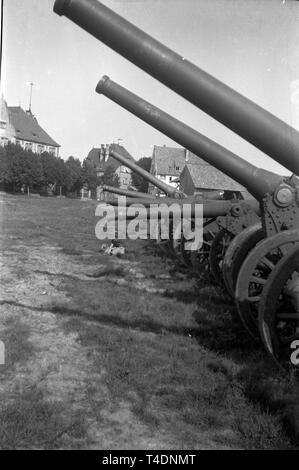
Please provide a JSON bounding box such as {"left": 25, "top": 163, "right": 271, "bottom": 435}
{"left": 105, "top": 195, "right": 230, "bottom": 207}
{"left": 103, "top": 162, "right": 226, "bottom": 202}
{"left": 97, "top": 77, "right": 281, "bottom": 201}
{"left": 102, "top": 184, "right": 156, "bottom": 199}
{"left": 100, "top": 199, "right": 259, "bottom": 218}
{"left": 54, "top": 0, "right": 299, "bottom": 175}
{"left": 110, "top": 150, "right": 182, "bottom": 198}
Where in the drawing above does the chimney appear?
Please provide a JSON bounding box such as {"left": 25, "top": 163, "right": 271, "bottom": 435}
{"left": 105, "top": 143, "right": 110, "bottom": 162}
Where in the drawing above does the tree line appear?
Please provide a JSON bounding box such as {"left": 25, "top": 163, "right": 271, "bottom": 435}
{"left": 0, "top": 143, "right": 121, "bottom": 197}
{"left": 0, "top": 143, "right": 152, "bottom": 197}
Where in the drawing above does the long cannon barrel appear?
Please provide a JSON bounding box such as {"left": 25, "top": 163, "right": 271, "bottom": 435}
{"left": 110, "top": 149, "right": 182, "bottom": 198}
{"left": 102, "top": 184, "right": 155, "bottom": 199}
{"left": 106, "top": 196, "right": 213, "bottom": 207}
{"left": 54, "top": 0, "right": 299, "bottom": 175}
{"left": 105, "top": 200, "right": 246, "bottom": 220}
{"left": 102, "top": 188, "right": 223, "bottom": 204}
{"left": 101, "top": 196, "right": 260, "bottom": 216}
{"left": 96, "top": 76, "right": 281, "bottom": 201}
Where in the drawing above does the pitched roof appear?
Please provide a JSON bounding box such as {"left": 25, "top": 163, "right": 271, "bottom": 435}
{"left": 184, "top": 163, "right": 246, "bottom": 192}
{"left": 151, "top": 145, "right": 208, "bottom": 176}
{"left": 86, "top": 144, "right": 134, "bottom": 171}
{"left": 8, "top": 107, "right": 59, "bottom": 147}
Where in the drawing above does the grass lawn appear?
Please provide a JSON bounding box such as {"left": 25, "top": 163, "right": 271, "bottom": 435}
{"left": 0, "top": 192, "right": 298, "bottom": 449}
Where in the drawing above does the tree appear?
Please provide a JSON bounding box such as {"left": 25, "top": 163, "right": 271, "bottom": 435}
{"left": 40, "top": 151, "right": 59, "bottom": 189}
{"left": 65, "top": 156, "right": 83, "bottom": 193}
{"left": 10, "top": 148, "right": 43, "bottom": 192}
{"left": 131, "top": 157, "right": 152, "bottom": 193}
{"left": 55, "top": 157, "right": 71, "bottom": 194}
{"left": 82, "top": 159, "right": 101, "bottom": 197}
{"left": 0, "top": 145, "right": 13, "bottom": 189}
{"left": 101, "top": 164, "right": 119, "bottom": 188}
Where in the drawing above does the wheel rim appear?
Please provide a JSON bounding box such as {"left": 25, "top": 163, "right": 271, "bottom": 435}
{"left": 189, "top": 224, "right": 217, "bottom": 280}
{"left": 209, "top": 229, "right": 233, "bottom": 285}
{"left": 235, "top": 229, "right": 299, "bottom": 341}
{"left": 258, "top": 246, "right": 299, "bottom": 369}
{"left": 222, "top": 223, "right": 264, "bottom": 297}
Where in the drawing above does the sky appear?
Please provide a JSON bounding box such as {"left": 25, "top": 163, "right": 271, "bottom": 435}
{"left": 1, "top": 0, "right": 299, "bottom": 175}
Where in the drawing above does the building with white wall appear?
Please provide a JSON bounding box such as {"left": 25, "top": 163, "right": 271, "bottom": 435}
{"left": 0, "top": 95, "right": 60, "bottom": 156}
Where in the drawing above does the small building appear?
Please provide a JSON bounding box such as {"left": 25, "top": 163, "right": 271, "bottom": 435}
{"left": 180, "top": 163, "right": 249, "bottom": 199}
{"left": 149, "top": 145, "right": 206, "bottom": 196}
{"left": 85, "top": 143, "right": 134, "bottom": 200}
{"left": 86, "top": 143, "right": 133, "bottom": 187}
{"left": 0, "top": 96, "right": 60, "bottom": 156}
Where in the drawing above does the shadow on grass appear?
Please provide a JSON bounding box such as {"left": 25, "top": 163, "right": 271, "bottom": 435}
{"left": 0, "top": 300, "right": 200, "bottom": 339}
{"left": 162, "top": 289, "right": 201, "bottom": 304}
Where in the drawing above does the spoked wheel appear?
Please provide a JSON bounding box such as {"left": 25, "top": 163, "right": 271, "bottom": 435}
{"left": 179, "top": 235, "right": 194, "bottom": 268}
{"left": 171, "top": 219, "right": 194, "bottom": 267}
{"left": 235, "top": 230, "right": 299, "bottom": 341}
{"left": 209, "top": 229, "right": 234, "bottom": 285}
{"left": 172, "top": 234, "right": 192, "bottom": 267}
{"left": 155, "top": 219, "right": 173, "bottom": 255}
{"left": 189, "top": 222, "right": 218, "bottom": 281}
{"left": 171, "top": 236, "right": 184, "bottom": 262}
{"left": 258, "top": 246, "right": 299, "bottom": 369}
{"left": 222, "top": 223, "right": 264, "bottom": 297}
{"left": 179, "top": 217, "right": 205, "bottom": 269}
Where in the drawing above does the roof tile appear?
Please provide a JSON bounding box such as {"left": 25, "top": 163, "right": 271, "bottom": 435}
{"left": 152, "top": 146, "right": 208, "bottom": 176}
{"left": 184, "top": 163, "right": 246, "bottom": 191}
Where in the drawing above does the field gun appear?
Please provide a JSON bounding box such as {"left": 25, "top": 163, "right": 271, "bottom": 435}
{"left": 54, "top": 0, "right": 299, "bottom": 367}
{"left": 109, "top": 147, "right": 259, "bottom": 273}
{"left": 107, "top": 148, "right": 195, "bottom": 261}
{"left": 96, "top": 77, "right": 261, "bottom": 281}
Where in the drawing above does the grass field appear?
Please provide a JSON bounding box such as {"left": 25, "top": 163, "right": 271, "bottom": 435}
{"left": 0, "top": 192, "right": 298, "bottom": 449}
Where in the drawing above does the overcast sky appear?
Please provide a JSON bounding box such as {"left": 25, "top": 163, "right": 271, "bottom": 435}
{"left": 1, "top": 0, "right": 299, "bottom": 175}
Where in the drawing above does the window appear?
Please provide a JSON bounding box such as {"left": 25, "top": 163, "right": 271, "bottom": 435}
{"left": 175, "top": 166, "right": 180, "bottom": 171}
{"left": 25, "top": 142, "right": 33, "bottom": 150}
{"left": 37, "top": 144, "right": 45, "bottom": 153}
{"left": 49, "top": 147, "right": 56, "bottom": 155}
{"left": 0, "top": 121, "right": 6, "bottom": 129}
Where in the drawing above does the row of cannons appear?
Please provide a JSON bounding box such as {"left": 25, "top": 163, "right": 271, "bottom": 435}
{"left": 54, "top": 0, "right": 299, "bottom": 369}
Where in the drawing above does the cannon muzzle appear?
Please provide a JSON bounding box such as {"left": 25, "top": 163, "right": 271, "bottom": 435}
{"left": 110, "top": 149, "right": 183, "bottom": 198}
{"left": 97, "top": 76, "right": 282, "bottom": 201}
{"left": 102, "top": 184, "right": 155, "bottom": 199}
{"left": 54, "top": 0, "right": 299, "bottom": 175}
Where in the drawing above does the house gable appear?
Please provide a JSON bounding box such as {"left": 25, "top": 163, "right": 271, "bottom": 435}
{"left": 8, "top": 106, "right": 59, "bottom": 148}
